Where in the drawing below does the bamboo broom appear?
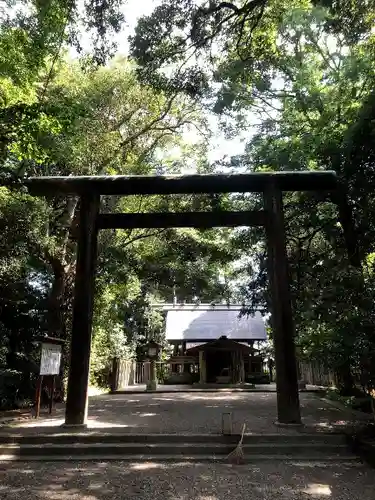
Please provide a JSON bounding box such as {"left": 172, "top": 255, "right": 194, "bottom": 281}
{"left": 227, "top": 423, "right": 246, "bottom": 464}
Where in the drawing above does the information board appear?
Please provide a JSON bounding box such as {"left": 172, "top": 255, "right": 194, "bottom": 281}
{"left": 40, "top": 343, "right": 62, "bottom": 375}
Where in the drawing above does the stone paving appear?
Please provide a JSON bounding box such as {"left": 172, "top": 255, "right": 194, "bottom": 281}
{"left": 2, "top": 392, "right": 371, "bottom": 434}
{"left": 0, "top": 460, "right": 373, "bottom": 499}
{"left": 112, "top": 383, "right": 321, "bottom": 392}
{"left": 0, "top": 392, "right": 373, "bottom": 499}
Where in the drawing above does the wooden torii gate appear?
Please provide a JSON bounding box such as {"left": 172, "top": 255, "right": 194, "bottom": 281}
{"left": 19, "top": 171, "right": 357, "bottom": 427}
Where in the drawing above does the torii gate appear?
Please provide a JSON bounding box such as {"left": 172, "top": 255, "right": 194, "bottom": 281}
{"left": 17, "top": 171, "right": 357, "bottom": 427}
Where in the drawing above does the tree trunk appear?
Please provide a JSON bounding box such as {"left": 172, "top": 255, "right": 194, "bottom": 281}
{"left": 45, "top": 197, "right": 78, "bottom": 339}
{"left": 47, "top": 261, "right": 66, "bottom": 338}
{"left": 44, "top": 198, "right": 79, "bottom": 400}
{"left": 336, "top": 365, "right": 354, "bottom": 395}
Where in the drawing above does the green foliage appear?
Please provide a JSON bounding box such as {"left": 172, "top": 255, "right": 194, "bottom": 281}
{"left": 0, "top": 187, "right": 48, "bottom": 408}
{"left": 325, "top": 387, "right": 373, "bottom": 413}
{"left": 131, "top": 0, "right": 375, "bottom": 394}
{"left": 1, "top": 0, "right": 126, "bottom": 77}
{"left": 5, "top": 0, "right": 375, "bottom": 404}
{"left": 90, "top": 324, "right": 135, "bottom": 388}
{"left": 222, "top": 3, "right": 375, "bottom": 394}
{"left": 0, "top": 1, "right": 236, "bottom": 398}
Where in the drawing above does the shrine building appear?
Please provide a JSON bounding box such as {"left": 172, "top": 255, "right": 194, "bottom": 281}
{"left": 157, "top": 304, "right": 268, "bottom": 385}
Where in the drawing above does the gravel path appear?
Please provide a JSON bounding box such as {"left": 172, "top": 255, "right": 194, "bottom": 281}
{"left": 0, "top": 460, "right": 373, "bottom": 499}
{"left": 10, "top": 392, "right": 369, "bottom": 434}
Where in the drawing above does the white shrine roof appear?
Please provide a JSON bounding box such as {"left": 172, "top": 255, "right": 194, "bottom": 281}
{"left": 161, "top": 304, "right": 267, "bottom": 341}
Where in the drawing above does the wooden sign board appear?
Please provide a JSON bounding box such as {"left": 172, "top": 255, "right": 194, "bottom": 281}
{"left": 40, "top": 342, "right": 62, "bottom": 376}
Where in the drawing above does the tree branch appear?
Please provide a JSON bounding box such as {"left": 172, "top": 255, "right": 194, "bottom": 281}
{"left": 120, "top": 92, "right": 178, "bottom": 149}
{"left": 191, "top": 0, "right": 267, "bottom": 50}
{"left": 122, "top": 228, "right": 169, "bottom": 248}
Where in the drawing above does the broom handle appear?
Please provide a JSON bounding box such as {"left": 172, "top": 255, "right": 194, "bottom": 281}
{"left": 239, "top": 423, "right": 246, "bottom": 445}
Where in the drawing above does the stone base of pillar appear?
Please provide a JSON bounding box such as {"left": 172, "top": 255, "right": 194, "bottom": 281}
{"left": 274, "top": 420, "right": 303, "bottom": 428}
{"left": 146, "top": 380, "right": 157, "bottom": 391}
{"left": 60, "top": 423, "right": 88, "bottom": 430}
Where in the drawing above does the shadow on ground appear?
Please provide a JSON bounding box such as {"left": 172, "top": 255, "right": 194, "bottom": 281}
{"left": 0, "top": 460, "right": 374, "bottom": 499}
{"left": 9, "top": 392, "right": 370, "bottom": 435}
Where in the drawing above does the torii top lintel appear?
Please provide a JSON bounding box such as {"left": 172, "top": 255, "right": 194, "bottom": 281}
{"left": 20, "top": 171, "right": 338, "bottom": 196}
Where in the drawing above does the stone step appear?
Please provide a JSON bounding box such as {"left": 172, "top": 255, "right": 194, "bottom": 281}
{"left": 0, "top": 442, "right": 353, "bottom": 458}
{"left": 0, "top": 453, "right": 361, "bottom": 463}
{"left": 0, "top": 432, "right": 346, "bottom": 445}
{"left": 0, "top": 432, "right": 355, "bottom": 463}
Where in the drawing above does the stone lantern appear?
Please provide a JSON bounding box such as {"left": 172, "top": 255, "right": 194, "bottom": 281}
{"left": 144, "top": 340, "right": 162, "bottom": 391}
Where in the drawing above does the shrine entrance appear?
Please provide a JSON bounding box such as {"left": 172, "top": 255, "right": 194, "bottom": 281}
{"left": 186, "top": 336, "right": 255, "bottom": 384}
{"left": 206, "top": 349, "right": 231, "bottom": 383}
{"left": 14, "top": 171, "right": 357, "bottom": 427}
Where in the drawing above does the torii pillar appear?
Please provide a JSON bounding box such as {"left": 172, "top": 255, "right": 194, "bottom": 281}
{"left": 64, "top": 193, "right": 100, "bottom": 426}
{"left": 264, "top": 184, "right": 301, "bottom": 425}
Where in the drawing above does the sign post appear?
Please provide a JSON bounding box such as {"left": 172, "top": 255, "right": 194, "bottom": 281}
{"left": 40, "top": 343, "right": 62, "bottom": 376}
{"left": 35, "top": 337, "right": 64, "bottom": 418}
